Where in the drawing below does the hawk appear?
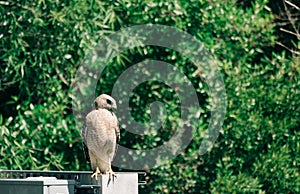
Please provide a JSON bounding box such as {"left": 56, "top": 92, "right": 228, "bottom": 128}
{"left": 81, "top": 94, "right": 120, "bottom": 180}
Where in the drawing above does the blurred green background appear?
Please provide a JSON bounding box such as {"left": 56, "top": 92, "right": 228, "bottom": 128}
{"left": 0, "top": 0, "right": 299, "bottom": 193}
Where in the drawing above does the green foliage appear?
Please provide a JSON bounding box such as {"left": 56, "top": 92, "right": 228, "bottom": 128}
{"left": 1, "top": 0, "right": 299, "bottom": 193}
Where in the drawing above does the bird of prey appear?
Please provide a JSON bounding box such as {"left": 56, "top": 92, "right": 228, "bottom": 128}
{"left": 81, "top": 94, "right": 120, "bottom": 181}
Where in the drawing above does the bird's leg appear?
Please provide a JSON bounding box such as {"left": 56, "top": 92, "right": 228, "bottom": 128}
{"left": 91, "top": 167, "right": 101, "bottom": 180}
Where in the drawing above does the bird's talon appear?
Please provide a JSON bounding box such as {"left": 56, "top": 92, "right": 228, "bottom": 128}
{"left": 107, "top": 170, "right": 117, "bottom": 185}
{"left": 91, "top": 167, "right": 101, "bottom": 180}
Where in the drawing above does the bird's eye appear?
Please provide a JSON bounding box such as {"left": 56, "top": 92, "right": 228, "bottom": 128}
{"left": 106, "top": 99, "right": 112, "bottom": 105}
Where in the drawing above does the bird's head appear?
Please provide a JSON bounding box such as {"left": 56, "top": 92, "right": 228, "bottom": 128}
{"left": 94, "top": 94, "right": 117, "bottom": 111}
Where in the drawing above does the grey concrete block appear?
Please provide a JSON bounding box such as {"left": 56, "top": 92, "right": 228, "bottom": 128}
{"left": 99, "top": 173, "right": 138, "bottom": 194}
